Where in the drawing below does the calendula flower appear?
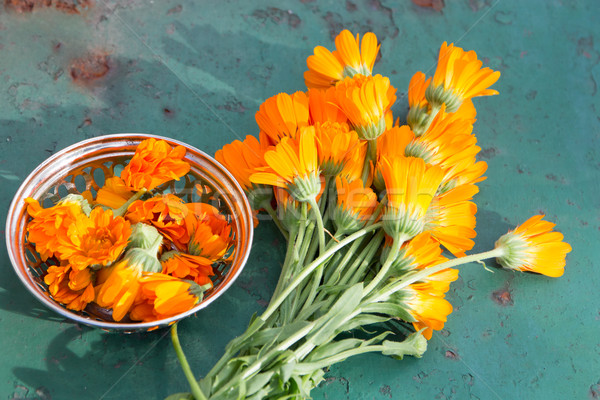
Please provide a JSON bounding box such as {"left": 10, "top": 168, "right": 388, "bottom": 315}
{"left": 161, "top": 250, "right": 214, "bottom": 286}
{"left": 331, "top": 177, "right": 378, "bottom": 235}
{"left": 214, "top": 133, "right": 274, "bottom": 210}
{"left": 59, "top": 207, "right": 131, "bottom": 270}
{"left": 406, "top": 71, "right": 432, "bottom": 134}
{"left": 95, "top": 176, "right": 134, "bottom": 209}
{"left": 95, "top": 257, "right": 142, "bottom": 322}
{"left": 314, "top": 121, "right": 363, "bottom": 176}
{"left": 121, "top": 138, "right": 191, "bottom": 192}
{"left": 382, "top": 232, "right": 447, "bottom": 274}
{"left": 308, "top": 87, "right": 348, "bottom": 124}
{"left": 25, "top": 196, "right": 87, "bottom": 261}
{"left": 255, "top": 91, "right": 310, "bottom": 145}
{"left": 374, "top": 125, "right": 415, "bottom": 191}
{"left": 250, "top": 127, "right": 321, "bottom": 203}
{"left": 44, "top": 265, "right": 95, "bottom": 311}
{"left": 494, "top": 215, "right": 572, "bottom": 277}
{"left": 380, "top": 156, "right": 444, "bottom": 241}
{"left": 335, "top": 74, "right": 397, "bottom": 140}
{"left": 401, "top": 287, "right": 454, "bottom": 340}
{"left": 187, "top": 215, "right": 233, "bottom": 262}
{"left": 426, "top": 42, "right": 501, "bottom": 112}
{"left": 304, "top": 30, "right": 380, "bottom": 89}
{"left": 425, "top": 184, "right": 479, "bottom": 257}
{"left": 339, "top": 138, "right": 370, "bottom": 184}
{"left": 126, "top": 194, "right": 192, "bottom": 250}
{"left": 130, "top": 273, "right": 207, "bottom": 323}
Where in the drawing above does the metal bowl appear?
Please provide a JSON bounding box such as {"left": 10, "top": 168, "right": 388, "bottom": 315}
{"left": 6, "top": 133, "right": 254, "bottom": 332}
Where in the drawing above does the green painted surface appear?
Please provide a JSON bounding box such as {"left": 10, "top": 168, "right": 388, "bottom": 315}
{"left": 1, "top": 1, "right": 598, "bottom": 399}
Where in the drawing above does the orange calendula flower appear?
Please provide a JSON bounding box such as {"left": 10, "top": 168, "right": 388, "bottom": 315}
{"left": 255, "top": 91, "right": 309, "bottom": 145}
{"left": 161, "top": 251, "right": 214, "bottom": 286}
{"left": 314, "top": 121, "right": 363, "bottom": 176}
{"left": 250, "top": 127, "right": 321, "bottom": 202}
{"left": 95, "top": 258, "right": 142, "bottom": 322}
{"left": 25, "top": 196, "right": 87, "bottom": 261}
{"left": 374, "top": 125, "right": 415, "bottom": 191}
{"left": 426, "top": 42, "right": 501, "bottom": 112}
{"left": 335, "top": 74, "right": 397, "bottom": 140}
{"left": 331, "top": 177, "right": 378, "bottom": 234}
{"left": 121, "top": 138, "right": 191, "bottom": 192}
{"left": 126, "top": 194, "right": 192, "bottom": 250}
{"left": 494, "top": 215, "right": 572, "bottom": 277}
{"left": 130, "top": 273, "right": 206, "bottom": 323}
{"left": 59, "top": 207, "right": 131, "bottom": 270}
{"left": 187, "top": 214, "right": 233, "bottom": 262}
{"left": 214, "top": 133, "right": 274, "bottom": 211}
{"left": 304, "top": 30, "right": 379, "bottom": 89}
{"left": 95, "top": 176, "right": 134, "bottom": 210}
{"left": 380, "top": 156, "right": 444, "bottom": 241}
{"left": 307, "top": 87, "right": 348, "bottom": 124}
{"left": 44, "top": 265, "right": 95, "bottom": 311}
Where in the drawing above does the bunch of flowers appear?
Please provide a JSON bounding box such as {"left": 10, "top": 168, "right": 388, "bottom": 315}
{"left": 165, "top": 30, "right": 570, "bottom": 399}
{"left": 25, "top": 138, "right": 234, "bottom": 324}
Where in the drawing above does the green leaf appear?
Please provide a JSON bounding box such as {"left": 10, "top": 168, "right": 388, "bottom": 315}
{"left": 361, "top": 302, "right": 416, "bottom": 322}
{"left": 343, "top": 314, "right": 389, "bottom": 331}
{"left": 245, "top": 371, "right": 275, "bottom": 396}
{"left": 381, "top": 333, "right": 428, "bottom": 360}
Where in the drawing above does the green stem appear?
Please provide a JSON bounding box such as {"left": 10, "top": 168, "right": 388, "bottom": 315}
{"left": 262, "top": 201, "right": 289, "bottom": 241}
{"left": 308, "top": 197, "right": 326, "bottom": 255}
{"left": 360, "top": 139, "right": 377, "bottom": 185}
{"left": 371, "top": 247, "right": 505, "bottom": 305}
{"left": 269, "top": 227, "right": 299, "bottom": 301}
{"left": 363, "top": 234, "right": 405, "bottom": 295}
{"left": 171, "top": 323, "right": 208, "bottom": 400}
{"left": 259, "top": 222, "right": 383, "bottom": 323}
{"left": 342, "top": 230, "right": 385, "bottom": 287}
{"left": 112, "top": 188, "right": 147, "bottom": 217}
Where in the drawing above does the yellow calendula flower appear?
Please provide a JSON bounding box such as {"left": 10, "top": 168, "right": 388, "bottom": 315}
{"left": 494, "top": 215, "right": 572, "bottom": 277}
{"left": 381, "top": 157, "right": 443, "bottom": 241}
{"left": 255, "top": 91, "right": 309, "bottom": 145}
{"left": 426, "top": 42, "right": 501, "bottom": 112}
{"left": 331, "top": 177, "right": 378, "bottom": 235}
{"left": 380, "top": 156, "right": 444, "bottom": 241}
{"left": 425, "top": 184, "right": 479, "bottom": 257}
{"left": 334, "top": 74, "right": 397, "bottom": 141}
{"left": 250, "top": 126, "right": 321, "bottom": 203}
{"left": 304, "top": 30, "right": 380, "bottom": 89}
{"left": 374, "top": 125, "right": 415, "bottom": 191}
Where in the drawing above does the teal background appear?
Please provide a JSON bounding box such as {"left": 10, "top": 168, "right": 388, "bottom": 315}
{"left": 1, "top": 1, "right": 598, "bottom": 399}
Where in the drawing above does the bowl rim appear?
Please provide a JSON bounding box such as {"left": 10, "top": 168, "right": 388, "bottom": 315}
{"left": 6, "top": 133, "right": 254, "bottom": 331}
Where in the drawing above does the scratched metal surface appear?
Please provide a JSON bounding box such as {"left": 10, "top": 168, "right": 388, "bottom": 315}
{"left": 0, "top": 1, "right": 598, "bottom": 399}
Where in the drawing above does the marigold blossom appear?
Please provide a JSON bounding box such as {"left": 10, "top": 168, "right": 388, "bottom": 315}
{"left": 121, "top": 138, "right": 191, "bottom": 192}
{"left": 250, "top": 127, "right": 321, "bottom": 202}
{"left": 426, "top": 42, "right": 501, "bottom": 112}
{"left": 304, "top": 30, "right": 379, "bottom": 89}
{"left": 332, "top": 177, "right": 378, "bottom": 234}
{"left": 334, "top": 74, "right": 397, "bottom": 140}
{"left": 25, "top": 197, "right": 85, "bottom": 261}
{"left": 59, "top": 207, "right": 131, "bottom": 270}
{"left": 380, "top": 156, "right": 444, "bottom": 240}
{"left": 314, "top": 121, "right": 363, "bottom": 176}
{"left": 255, "top": 91, "right": 309, "bottom": 145}
{"left": 495, "top": 215, "right": 572, "bottom": 277}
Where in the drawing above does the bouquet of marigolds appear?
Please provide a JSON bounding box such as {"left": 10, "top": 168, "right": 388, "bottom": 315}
{"left": 176, "top": 30, "right": 567, "bottom": 399}
{"left": 24, "top": 138, "right": 235, "bottom": 324}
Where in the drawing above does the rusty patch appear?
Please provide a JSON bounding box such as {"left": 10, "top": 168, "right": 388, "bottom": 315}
{"left": 411, "top": 0, "right": 444, "bottom": 11}
{"left": 492, "top": 288, "right": 513, "bottom": 306}
{"left": 445, "top": 349, "right": 459, "bottom": 360}
{"left": 166, "top": 4, "right": 181, "bottom": 15}
{"left": 70, "top": 52, "right": 111, "bottom": 83}
{"left": 5, "top": 0, "right": 93, "bottom": 14}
